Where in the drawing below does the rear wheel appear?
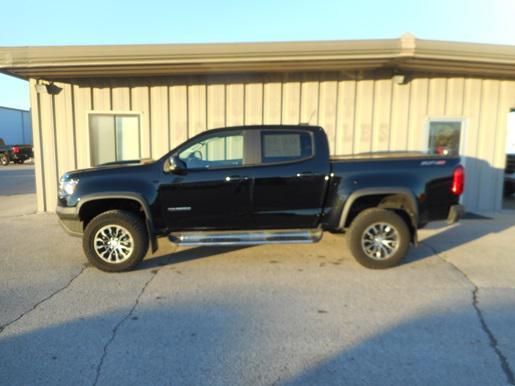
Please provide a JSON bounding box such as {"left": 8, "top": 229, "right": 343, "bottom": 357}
{"left": 0, "top": 153, "right": 9, "bottom": 166}
{"left": 347, "top": 208, "right": 410, "bottom": 269}
{"left": 83, "top": 210, "right": 149, "bottom": 272}
{"left": 13, "top": 159, "right": 24, "bottom": 164}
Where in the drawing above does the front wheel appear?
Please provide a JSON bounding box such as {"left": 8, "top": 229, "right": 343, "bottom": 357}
{"left": 83, "top": 210, "right": 149, "bottom": 272}
{"left": 347, "top": 208, "right": 410, "bottom": 269}
{"left": 0, "top": 153, "right": 9, "bottom": 166}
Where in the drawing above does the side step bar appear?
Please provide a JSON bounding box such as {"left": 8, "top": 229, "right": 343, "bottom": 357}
{"left": 169, "top": 228, "right": 323, "bottom": 246}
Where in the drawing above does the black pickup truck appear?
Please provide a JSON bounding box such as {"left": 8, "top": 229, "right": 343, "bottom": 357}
{"left": 0, "top": 139, "right": 33, "bottom": 166}
{"left": 57, "top": 125, "right": 464, "bottom": 272}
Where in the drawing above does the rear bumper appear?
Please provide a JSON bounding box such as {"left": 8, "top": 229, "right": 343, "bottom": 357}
{"left": 11, "top": 153, "right": 31, "bottom": 161}
{"left": 447, "top": 204, "right": 465, "bottom": 225}
{"left": 56, "top": 205, "right": 82, "bottom": 237}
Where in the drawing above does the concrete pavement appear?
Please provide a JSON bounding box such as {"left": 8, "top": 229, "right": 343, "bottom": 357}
{"left": 1, "top": 168, "right": 515, "bottom": 385}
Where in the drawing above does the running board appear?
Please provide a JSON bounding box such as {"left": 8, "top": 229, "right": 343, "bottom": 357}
{"left": 169, "top": 228, "right": 323, "bottom": 246}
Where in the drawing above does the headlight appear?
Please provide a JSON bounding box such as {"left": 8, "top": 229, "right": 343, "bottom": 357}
{"left": 59, "top": 176, "right": 79, "bottom": 198}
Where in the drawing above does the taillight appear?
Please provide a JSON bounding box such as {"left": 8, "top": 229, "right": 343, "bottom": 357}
{"left": 12, "top": 146, "right": 20, "bottom": 154}
{"left": 451, "top": 165, "right": 464, "bottom": 195}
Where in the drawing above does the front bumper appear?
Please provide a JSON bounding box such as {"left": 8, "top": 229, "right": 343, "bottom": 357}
{"left": 56, "top": 205, "right": 82, "bottom": 237}
{"left": 447, "top": 204, "right": 465, "bottom": 225}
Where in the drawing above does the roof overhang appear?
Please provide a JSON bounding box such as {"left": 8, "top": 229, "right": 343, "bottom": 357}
{"left": 1, "top": 34, "right": 515, "bottom": 80}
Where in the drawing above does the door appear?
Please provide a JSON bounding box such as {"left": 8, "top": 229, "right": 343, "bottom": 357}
{"left": 159, "top": 129, "right": 253, "bottom": 230}
{"left": 250, "top": 129, "right": 330, "bottom": 229}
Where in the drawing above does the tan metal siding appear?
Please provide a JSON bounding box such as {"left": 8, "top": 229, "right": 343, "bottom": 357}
{"left": 31, "top": 73, "right": 515, "bottom": 214}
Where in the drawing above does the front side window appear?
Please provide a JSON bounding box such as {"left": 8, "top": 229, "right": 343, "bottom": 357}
{"left": 178, "top": 131, "right": 244, "bottom": 169}
{"left": 89, "top": 114, "right": 140, "bottom": 166}
{"left": 261, "top": 131, "right": 313, "bottom": 164}
{"left": 427, "top": 120, "right": 463, "bottom": 156}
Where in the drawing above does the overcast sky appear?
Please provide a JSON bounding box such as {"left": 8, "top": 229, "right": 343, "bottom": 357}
{"left": 1, "top": 0, "right": 514, "bottom": 110}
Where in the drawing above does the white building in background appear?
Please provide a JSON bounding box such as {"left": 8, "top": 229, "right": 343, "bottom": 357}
{"left": 0, "top": 106, "right": 32, "bottom": 145}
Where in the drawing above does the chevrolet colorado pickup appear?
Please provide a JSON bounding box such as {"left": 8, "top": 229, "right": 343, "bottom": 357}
{"left": 57, "top": 125, "right": 465, "bottom": 272}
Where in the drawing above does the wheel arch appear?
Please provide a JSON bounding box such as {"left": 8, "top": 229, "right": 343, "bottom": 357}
{"left": 77, "top": 193, "right": 157, "bottom": 252}
{"left": 338, "top": 187, "right": 419, "bottom": 243}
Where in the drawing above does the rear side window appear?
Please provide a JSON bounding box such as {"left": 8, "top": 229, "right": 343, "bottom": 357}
{"left": 261, "top": 131, "right": 313, "bottom": 164}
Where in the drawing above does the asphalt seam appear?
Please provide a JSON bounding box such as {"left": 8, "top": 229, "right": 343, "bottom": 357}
{"left": 421, "top": 241, "right": 515, "bottom": 386}
{"left": 93, "top": 269, "right": 159, "bottom": 386}
{"left": 0, "top": 264, "right": 87, "bottom": 334}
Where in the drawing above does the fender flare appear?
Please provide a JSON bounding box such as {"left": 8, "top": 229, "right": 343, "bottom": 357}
{"left": 77, "top": 192, "right": 158, "bottom": 252}
{"left": 337, "top": 187, "right": 419, "bottom": 232}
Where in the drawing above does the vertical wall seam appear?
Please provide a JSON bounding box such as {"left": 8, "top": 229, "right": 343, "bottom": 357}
{"left": 492, "top": 81, "right": 503, "bottom": 211}
{"left": 316, "top": 73, "right": 321, "bottom": 125}
{"left": 70, "top": 85, "right": 78, "bottom": 169}
{"left": 186, "top": 81, "right": 190, "bottom": 138}
{"left": 261, "top": 80, "right": 265, "bottom": 124}
{"left": 405, "top": 80, "right": 412, "bottom": 150}
{"left": 147, "top": 86, "right": 152, "bottom": 156}
{"left": 474, "top": 79, "right": 485, "bottom": 210}
{"left": 387, "top": 80, "right": 394, "bottom": 151}
{"left": 333, "top": 72, "right": 340, "bottom": 153}
{"left": 280, "top": 76, "right": 284, "bottom": 124}
{"left": 351, "top": 75, "right": 358, "bottom": 154}
{"left": 370, "top": 78, "right": 376, "bottom": 151}
{"left": 36, "top": 90, "right": 47, "bottom": 212}
{"left": 298, "top": 75, "right": 303, "bottom": 124}
{"left": 167, "top": 85, "right": 172, "bottom": 150}
{"left": 443, "top": 77, "right": 449, "bottom": 115}
{"left": 51, "top": 94, "right": 60, "bottom": 183}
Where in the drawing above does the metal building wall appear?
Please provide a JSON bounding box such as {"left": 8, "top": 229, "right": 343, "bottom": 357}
{"left": 29, "top": 73, "right": 515, "bottom": 214}
{"left": 0, "top": 106, "right": 32, "bottom": 145}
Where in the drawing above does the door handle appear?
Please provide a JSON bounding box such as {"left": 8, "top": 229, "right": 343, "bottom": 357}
{"left": 296, "top": 171, "right": 313, "bottom": 178}
{"left": 225, "top": 175, "right": 249, "bottom": 182}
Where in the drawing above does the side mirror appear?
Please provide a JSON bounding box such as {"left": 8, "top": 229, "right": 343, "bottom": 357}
{"left": 165, "top": 155, "right": 187, "bottom": 174}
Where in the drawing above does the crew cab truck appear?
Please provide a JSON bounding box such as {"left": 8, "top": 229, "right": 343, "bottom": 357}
{"left": 56, "top": 125, "right": 465, "bottom": 272}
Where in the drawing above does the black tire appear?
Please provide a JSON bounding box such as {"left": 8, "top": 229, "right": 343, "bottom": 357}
{"left": 347, "top": 208, "right": 410, "bottom": 269}
{"left": 83, "top": 210, "right": 149, "bottom": 272}
{"left": 13, "top": 159, "right": 24, "bottom": 164}
{"left": 0, "top": 153, "right": 9, "bottom": 166}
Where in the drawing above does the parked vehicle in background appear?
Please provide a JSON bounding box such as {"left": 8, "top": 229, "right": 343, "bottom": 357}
{"left": 505, "top": 154, "right": 515, "bottom": 197}
{"left": 0, "top": 138, "right": 33, "bottom": 166}
{"left": 56, "top": 125, "right": 465, "bottom": 272}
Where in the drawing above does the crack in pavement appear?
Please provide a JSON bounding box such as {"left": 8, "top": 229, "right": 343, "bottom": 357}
{"left": 0, "top": 264, "right": 88, "bottom": 334}
{"left": 421, "top": 241, "right": 515, "bottom": 386}
{"left": 93, "top": 269, "right": 159, "bottom": 386}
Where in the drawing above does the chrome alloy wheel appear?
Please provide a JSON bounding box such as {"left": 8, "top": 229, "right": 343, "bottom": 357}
{"left": 93, "top": 225, "right": 134, "bottom": 264}
{"left": 361, "top": 222, "right": 400, "bottom": 260}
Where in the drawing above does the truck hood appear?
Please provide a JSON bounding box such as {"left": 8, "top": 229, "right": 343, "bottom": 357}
{"left": 63, "top": 158, "right": 156, "bottom": 179}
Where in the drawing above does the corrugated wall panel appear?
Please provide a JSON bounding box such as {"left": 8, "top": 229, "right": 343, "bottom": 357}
{"left": 53, "top": 82, "right": 76, "bottom": 177}
{"left": 244, "top": 80, "right": 263, "bottom": 125}
{"left": 300, "top": 73, "right": 320, "bottom": 126}
{"left": 29, "top": 79, "right": 45, "bottom": 212}
{"left": 39, "top": 88, "right": 58, "bottom": 211}
{"left": 207, "top": 82, "right": 226, "bottom": 129}
{"left": 461, "top": 78, "right": 483, "bottom": 211}
{"left": 282, "top": 73, "right": 301, "bottom": 124}
{"left": 407, "top": 78, "right": 429, "bottom": 151}
{"left": 72, "top": 84, "right": 92, "bottom": 168}
{"left": 131, "top": 85, "right": 151, "bottom": 158}
{"left": 263, "top": 75, "right": 282, "bottom": 124}
{"left": 477, "top": 80, "right": 501, "bottom": 212}
{"left": 149, "top": 83, "right": 169, "bottom": 158}
{"left": 226, "top": 82, "right": 244, "bottom": 127}
{"left": 30, "top": 72, "right": 515, "bottom": 214}
{"left": 318, "top": 73, "right": 339, "bottom": 154}
{"left": 389, "top": 81, "right": 411, "bottom": 151}
{"left": 169, "top": 84, "right": 188, "bottom": 148}
{"left": 335, "top": 78, "right": 356, "bottom": 155}
{"left": 354, "top": 79, "right": 375, "bottom": 153}
{"left": 372, "top": 78, "right": 392, "bottom": 152}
